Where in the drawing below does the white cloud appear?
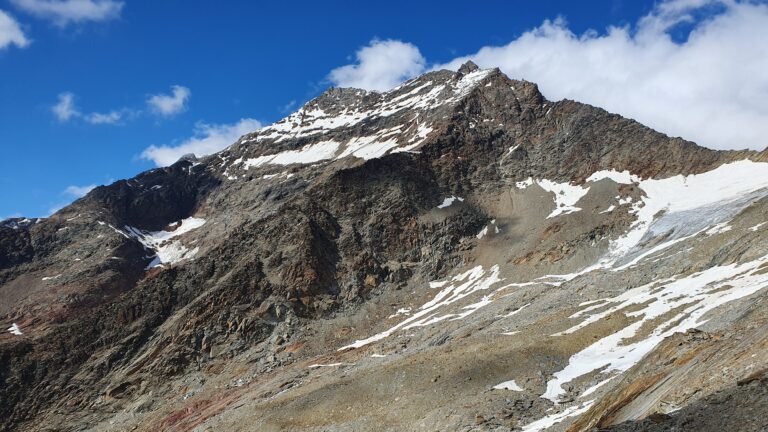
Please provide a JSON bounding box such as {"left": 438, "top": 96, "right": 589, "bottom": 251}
{"left": 47, "top": 203, "right": 66, "bottom": 215}
{"left": 328, "top": 39, "right": 426, "bottom": 91}
{"left": 51, "top": 92, "right": 135, "bottom": 124}
{"left": 49, "top": 183, "right": 97, "bottom": 214}
{"left": 63, "top": 184, "right": 96, "bottom": 197}
{"left": 10, "top": 0, "right": 123, "bottom": 26}
{"left": 52, "top": 92, "right": 80, "bottom": 122}
{"left": 326, "top": 1, "right": 768, "bottom": 151}
{"left": 434, "top": 0, "right": 768, "bottom": 151}
{"left": 85, "top": 110, "right": 123, "bottom": 124}
{"left": 147, "top": 85, "right": 190, "bottom": 117}
{"left": 141, "top": 118, "right": 262, "bottom": 166}
{"left": 280, "top": 99, "right": 297, "bottom": 113}
{"left": 0, "top": 9, "right": 29, "bottom": 50}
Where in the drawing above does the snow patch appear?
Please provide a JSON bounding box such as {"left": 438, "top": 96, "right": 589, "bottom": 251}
{"left": 493, "top": 380, "right": 524, "bottom": 391}
{"left": 515, "top": 177, "right": 534, "bottom": 189}
{"left": 337, "top": 135, "right": 399, "bottom": 160}
{"left": 543, "top": 252, "right": 768, "bottom": 403}
{"left": 437, "top": 196, "right": 464, "bottom": 209}
{"left": 521, "top": 401, "right": 594, "bottom": 432}
{"left": 388, "top": 308, "right": 411, "bottom": 319}
{"left": 515, "top": 177, "right": 589, "bottom": 218}
{"left": 476, "top": 219, "right": 500, "bottom": 239}
{"left": 476, "top": 226, "right": 489, "bottom": 239}
{"left": 308, "top": 362, "right": 354, "bottom": 368}
{"left": 586, "top": 170, "right": 640, "bottom": 184}
{"left": 243, "top": 140, "right": 340, "bottom": 168}
{"left": 340, "top": 265, "right": 502, "bottom": 350}
{"left": 581, "top": 377, "right": 614, "bottom": 398}
{"left": 537, "top": 179, "right": 590, "bottom": 218}
{"left": 599, "top": 205, "right": 616, "bottom": 214}
{"left": 705, "top": 222, "right": 732, "bottom": 235}
{"left": 7, "top": 323, "right": 22, "bottom": 336}
{"left": 124, "top": 217, "right": 206, "bottom": 269}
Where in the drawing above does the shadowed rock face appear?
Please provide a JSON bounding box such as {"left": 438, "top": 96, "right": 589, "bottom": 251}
{"left": 1, "top": 63, "right": 768, "bottom": 432}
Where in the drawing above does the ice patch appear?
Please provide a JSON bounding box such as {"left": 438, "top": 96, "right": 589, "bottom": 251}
{"left": 515, "top": 161, "right": 768, "bottom": 274}
{"left": 587, "top": 160, "right": 768, "bottom": 270}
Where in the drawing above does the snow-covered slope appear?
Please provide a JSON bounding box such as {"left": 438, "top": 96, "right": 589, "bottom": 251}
{"left": 217, "top": 63, "right": 500, "bottom": 179}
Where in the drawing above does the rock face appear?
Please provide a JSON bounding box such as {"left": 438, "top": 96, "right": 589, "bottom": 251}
{"left": 1, "top": 63, "right": 768, "bottom": 432}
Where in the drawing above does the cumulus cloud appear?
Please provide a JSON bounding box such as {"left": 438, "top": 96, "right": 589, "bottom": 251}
{"left": 10, "top": 0, "right": 123, "bottom": 26}
{"left": 147, "top": 85, "right": 190, "bottom": 117}
{"left": 0, "top": 9, "right": 29, "bottom": 50}
{"left": 434, "top": 0, "right": 768, "bottom": 151}
{"left": 328, "top": 39, "right": 426, "bottom": 91}
{"left": 52, "top": 92, "right": 80, "bottom": 121}
{"left": 141, "top": 118, "right": 262, "bottom": 166}
{"left": 63, "top": 184, "right": 96, "bottom": 197}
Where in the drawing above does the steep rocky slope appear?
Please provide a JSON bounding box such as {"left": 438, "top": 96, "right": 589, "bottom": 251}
{"left": 1, "top": 62, "right": 767, "bottom": 432}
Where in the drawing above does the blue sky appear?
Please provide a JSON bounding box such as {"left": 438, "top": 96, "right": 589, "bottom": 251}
{"left": 1, "top": 0, "right": 767, "bottom": 219}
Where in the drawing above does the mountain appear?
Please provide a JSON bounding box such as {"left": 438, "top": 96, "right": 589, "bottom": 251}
{"left": 2, "top": 61, "right": 767, "bottom": 432}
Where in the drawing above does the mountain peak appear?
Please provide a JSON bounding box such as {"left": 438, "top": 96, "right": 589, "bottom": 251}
{"left": 457, "top": 60, "right": 480, "bottom": 74}
{"left": 228, "top": 65, "right": 501, "bottom": 164}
